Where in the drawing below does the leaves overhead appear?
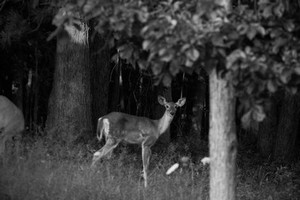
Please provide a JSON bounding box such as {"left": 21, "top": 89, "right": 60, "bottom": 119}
{"left": 52, "top": 0, "right": 300, "bottom": 125}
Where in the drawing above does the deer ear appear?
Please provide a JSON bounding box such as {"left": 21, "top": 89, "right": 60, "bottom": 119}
{"left": 176, "top": 97, "right": 186, "bottom": 107}
{"left": 158, "top": 96, "right": 166, "bottom": 105}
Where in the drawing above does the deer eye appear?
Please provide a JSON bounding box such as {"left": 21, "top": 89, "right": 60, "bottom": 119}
{"left": 166, "top": 105, "right": 170, "bottom": 109}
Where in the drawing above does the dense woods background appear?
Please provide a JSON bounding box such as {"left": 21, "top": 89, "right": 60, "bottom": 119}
{"left": 1, "top": 0, "right": 300, "bottom": 199}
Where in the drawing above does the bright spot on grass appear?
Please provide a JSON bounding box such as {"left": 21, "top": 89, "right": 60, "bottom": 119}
{"left": 166, "top": 163, "right": 179, "bottom": 175}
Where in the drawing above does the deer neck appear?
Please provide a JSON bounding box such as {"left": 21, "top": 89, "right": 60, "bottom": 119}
{"left": 157, "top": 111, "right": 174, "bottom": 135}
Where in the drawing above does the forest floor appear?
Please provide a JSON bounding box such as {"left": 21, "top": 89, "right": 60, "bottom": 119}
{"left": 0, "top": 134, "right": 299, "bottom": 200}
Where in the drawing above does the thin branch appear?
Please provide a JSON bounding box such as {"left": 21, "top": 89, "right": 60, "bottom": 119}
{"left": 0, "top": 0, "right": 7, "bottom": 12}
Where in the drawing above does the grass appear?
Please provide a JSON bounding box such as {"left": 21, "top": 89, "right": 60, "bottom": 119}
{"left": 0, "top": 135, "right": 299, "bottom": 200}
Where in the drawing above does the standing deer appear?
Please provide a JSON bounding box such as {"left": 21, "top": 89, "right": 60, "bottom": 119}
{"left": 91, "top": 96, "right": 186, "bottom": 187}
{"left": 0, "top": 95, "right": 25, "bottom": 157}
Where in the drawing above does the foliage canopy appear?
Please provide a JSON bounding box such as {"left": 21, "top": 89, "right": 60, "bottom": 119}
{"left": 52, "top": 0, "right": 300, "bottom": 126}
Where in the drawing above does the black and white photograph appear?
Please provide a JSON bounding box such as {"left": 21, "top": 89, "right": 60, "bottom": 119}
{"left": 0, "top": 0, "right": 299, "bottom": 199}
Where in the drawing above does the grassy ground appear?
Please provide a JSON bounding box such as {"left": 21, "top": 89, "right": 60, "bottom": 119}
{"left": 0, "top": 136, "right": 299, "bottom": 200}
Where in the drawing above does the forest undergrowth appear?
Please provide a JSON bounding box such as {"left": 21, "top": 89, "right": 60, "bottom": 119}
{"left": 0, "top": 134, "right": 299, "bottom": 200}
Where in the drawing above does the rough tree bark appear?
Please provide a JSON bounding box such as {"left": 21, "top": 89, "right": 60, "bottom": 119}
{"left": 209, "top": 0, "right": 236, "bottom": 199}
{"left": 209, "top": 67, "right": 237, "bottom": 200}
{"left": 46, "top": 18, "right": 92, "bottom": 144}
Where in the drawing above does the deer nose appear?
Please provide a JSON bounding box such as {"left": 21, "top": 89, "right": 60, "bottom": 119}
{"left": 170, "top": 111, "right": 175, "bottom": 115}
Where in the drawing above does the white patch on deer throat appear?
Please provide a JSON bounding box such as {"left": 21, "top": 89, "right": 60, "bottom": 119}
{"left": 158, "top": 114, "right": 173, "bottom": 134}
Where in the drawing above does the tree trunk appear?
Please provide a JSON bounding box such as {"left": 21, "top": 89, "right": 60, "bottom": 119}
{"left": 108, "top": 64, "right": 121, "bottom": 112}
{"left": 257, "top": 94, "right": 278, "bottom": 158}
{"left": 274, "top": 91, "right": 300, "bottom": 162}
{"left": 209, "top": 67, "right": 237, "bottom": 200}
{"left": 192, "top": 74, "right": 209, "bottom": 140}
{"left": 90, "top": 32, "right": 111, "bottom": 135}
{"left": 208, "top": 0, "right": 236, "bottom": 200}
{"left": 45, "top": 21, "right": 92, "bottom": 144}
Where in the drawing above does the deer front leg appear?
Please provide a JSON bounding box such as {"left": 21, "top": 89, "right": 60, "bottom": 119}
{"left": 142, "top": 145, "right": 151, "bottom": 187}
{"left": 91, "top": 138, "right": 119, "bottom": 167}
{"left": 141, "top": 135, "right": 157, "bottom": 187}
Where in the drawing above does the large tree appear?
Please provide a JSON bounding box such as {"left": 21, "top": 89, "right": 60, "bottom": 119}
{"left": 208, "top": 1, "right": 237, "bottom": 199}
{"left": 46, "top": 9, "right": 92, "bottom": 143}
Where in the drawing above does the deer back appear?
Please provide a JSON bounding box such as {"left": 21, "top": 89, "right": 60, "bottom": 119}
{"left": 102, "top": 112, "right": 159, "bottom": 143}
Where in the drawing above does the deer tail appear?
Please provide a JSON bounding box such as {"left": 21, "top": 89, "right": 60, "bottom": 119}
{"left": 96, "top": 117, "right": 104, "bottom": 142}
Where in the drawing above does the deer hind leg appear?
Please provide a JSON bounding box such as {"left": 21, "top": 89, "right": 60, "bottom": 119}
{"left": 0, "top": 130, "right": 8, "bottom": 157}
{"left": 0, "top": 137, "right": 5, "bottom": 157}
{"left": 91, "top": 137, "right": 119, "bottom": 167}
{"left": 142, "top": 144, "right": 152, "bottom": 188}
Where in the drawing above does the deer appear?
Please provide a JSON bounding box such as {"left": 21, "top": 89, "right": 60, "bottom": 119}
{"left": 0, "top": 95, "right": 25, "bottom": 157}
{"left": 91, "top": 96, "right": 186, "bottom": 187}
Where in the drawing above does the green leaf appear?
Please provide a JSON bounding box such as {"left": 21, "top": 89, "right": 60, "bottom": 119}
{"left": 272, "top": 37, "right": 287, "bottom": 54}
{"left": 280, "top": 70, "right": 291, "bottom": 84}
{"left": 247, "top": 26, "right": 257, "bottom": 40}
{"left": 170, "top": 59, "right": 180, "bottom": 76}
{"left": 161, "top": 53, "right": 174, "bottom": 62}
{"left": 162, "top": 73, "right": 172, "bottom": 87}
{"left": 226, "top": 49, "right": 246, "bottom": 69}
{"left": 253, "top": 105, "right": 266, "bottom": 122}
{"left": 269, "top": 28, "right": 282, "bottom": 38}
{"left": 283, "top": 20, "right": 295, "bottom": 32}
{"left": 159, "top": 48, "right": 175, "bottom": 62}
{"left": 137, "top": 7, "right": 149, "bottom": 23}
{"left": 118, "top": 44, "right": 133, "bottom": 60}
{"left": 273, "top": 3, "right": 284, "bottom": 18}
{"left": 180, "top": 44, "right": 190, "bottom": 52}
{"left": 237, "top": 24, "right": 249, "bottom": 35}
{"left": 212, "top": 35, "right": 225, "bottom": 47}
{"left": 159, "top": 48, "right": 167, "bottom": 56}
{"left": 152, "top": 63, "right": 163, "bottom": 75}
{"left": 186, "top": 48, "right": 199, "bottom": 61}
{"left": 294, "top": 65, "right": 300, "bottom": 75}
{"left": 142, "top": 40, "right": 151, "bottom": 50}
{"left": 254, "top": 24, "right": 266, "bottom": 36}
{"left": 185, "top": 59, "right": 193, "bottom": 67}
{"left": 262, "top": 5, "right": 273, "bottom": 18}
{"left": 258, "top": 0, "right": 270, "bottom": 4}
{"left": 241, "top": 110, "right": 252, "bottom": 128}
{"left": 267, "top": 80, "right": 277, "bottom": 93}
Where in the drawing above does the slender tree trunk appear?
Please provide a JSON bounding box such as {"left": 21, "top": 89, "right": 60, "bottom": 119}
{"left": 46, "top": 20, "right": 92, "bottom": 144}
{"left": 209, "top": 67, "right": 237, "bottom": 200}
{"left": 109, "top": 64, "right": 121, "bottom": 112}
{"left": 274, "top": 91, "right": 300, "bottom": 162}
{"left": 13, "top": 67, "right": 24, "bottom": 112}
{"left": 90, "top": 31, "right": 111, "bottom": 134}
{"left": 257, "top": 94, "right": 278, "bottom": 158}
{"left": 192, "top": 74, "right": 208, "bottom": 139}
{"left": 208, "top": 0, "right": 236, "bottom": 200}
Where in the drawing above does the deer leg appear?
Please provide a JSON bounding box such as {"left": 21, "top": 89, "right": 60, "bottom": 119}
{"left": 91, "top": 138, "right": 118, "bottom": 167}
{"left": 0, "top": 139, "right": 5, "bottom": 157}
{"left": 142, "top": 144, "right": 152, "bottom": 187}
{"left": 0, "top": 131, "right": 9, "bottom": 157}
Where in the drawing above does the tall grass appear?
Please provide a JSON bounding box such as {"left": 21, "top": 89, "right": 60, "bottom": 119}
{"left": 0, "top": 136, "right": 299, "bottom": 200}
